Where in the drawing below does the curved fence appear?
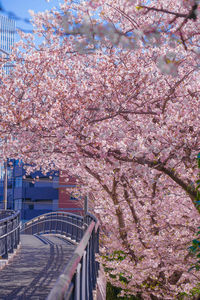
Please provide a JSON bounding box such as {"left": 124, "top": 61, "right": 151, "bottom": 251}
{"left": 0, "top": 210, "right": 20, "bottom": 259}
{"left": 21, "top": 211, "right": 100, "bottom": 300}
{"left": 47, "top": 212, "right": 99, "bottom": 300}
{"left": 21, "top": 211, "right": 85, "bottom": 243}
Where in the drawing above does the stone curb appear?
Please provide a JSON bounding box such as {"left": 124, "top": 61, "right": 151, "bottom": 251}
{"left": 0, "top": 242, "right": 21, "bottom": 271}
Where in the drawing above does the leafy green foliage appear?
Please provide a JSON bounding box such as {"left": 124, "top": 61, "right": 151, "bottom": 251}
{"left": 102, "top": 251, "right": 135, "bottom": 297}
{"left": 102, "top": 250, "right": 131, "bottom": 283}
{"left": 188, "top": 153, "right": 200, "bottom": 271}
{"left": 103, "top": 250, "right": 127, "bottom": 262}
{"left": 194, "top": 154, "right": 200, "bottom": 208}
{"left": 188, "top": 236, "right": 200, "bottom": 271}
{"left": 177, "top": 283, "right": 200, "bottom": 299}
{"left": 106, "top": 282, "right": 140, "bottom": 300}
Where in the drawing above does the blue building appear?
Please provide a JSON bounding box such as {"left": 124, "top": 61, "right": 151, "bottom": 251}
{"left": 0, "top": 160, "right": 60, "bottom": 220}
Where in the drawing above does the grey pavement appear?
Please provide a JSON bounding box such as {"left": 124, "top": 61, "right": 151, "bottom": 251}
{"left": 0, "top": 234, "right": 76, "bottom": 300}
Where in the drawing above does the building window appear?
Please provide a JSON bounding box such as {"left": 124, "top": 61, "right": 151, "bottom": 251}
{"left": 7, "top": 168, "right": 13, "bottom": 180}
{"left": 70, "top": 192, "right": 79, "bottom": 201}
{"left": 29, "top": 204, "right": 34, "bottom": 210}
{"left": 14, "top": 198, "right": 22, "bottom": 210}
{"left": 7, "top": 180, "right": 12, "bottom": 189}
{"left": 15, "top": 176, "right": 22, "bottom": 188}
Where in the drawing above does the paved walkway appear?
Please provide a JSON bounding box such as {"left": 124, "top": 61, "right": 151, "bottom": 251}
{"left": 0, "top": 234, "right": 76, "bottom": 300}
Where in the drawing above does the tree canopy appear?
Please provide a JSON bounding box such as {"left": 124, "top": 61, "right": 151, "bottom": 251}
{"left": 0, "top": 0, "right": 200, "bottom": 298}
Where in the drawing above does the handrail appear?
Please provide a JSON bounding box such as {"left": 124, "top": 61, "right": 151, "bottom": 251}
{"left": 21, "top": 211, "right": 85, "bottom": 243}
{"left": 47, "top": 219, "right": 99, "bottom": 300}
{"left": 20, "top": 211, "right": 100, "bottom": 299}
{"left": 21, "top": 219, "right": 84, "bottom": 233}
{"left": 22, "top": 211, "right": 83, "bottom": 229}
{"left": 0, "top": 210, "right": 20, "bottom": 258}
{"left": 0, "top": 224, "right": 21, "bottom": 239}
{"left": 0, "top": 209, "right": 18, "bottom": 222}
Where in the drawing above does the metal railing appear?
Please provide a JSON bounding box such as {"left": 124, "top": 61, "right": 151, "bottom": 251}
{"left": 21, "top": 211, "right": 85, "bottom": 243}
{"left": 0, "top": 209, "right": 20, "bottom": 258}
{"left": 47, "top": 213, "right": 100, "bottom": 300}
{"left": 21, "top": 211, "right": 100, "bottom": 300}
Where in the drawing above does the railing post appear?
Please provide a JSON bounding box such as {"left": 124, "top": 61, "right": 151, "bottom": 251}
{"left": 10, "top": 219, "right": 14, "bottom": 254}
{"left": 13, "top": 218, "right": 16, "bottom": 249}
{"left": 88, "top": 238, "right": 93, "bottom": 300}
{"left": 0, "top": 210, "right": 20, "bottom": 258}
{"left": 43, "top": 216, "right": 45, "bottom": 233}
{"left": 3, "top": 221, "right": 8, "bottom": 259}
{"left": 75, "top": 263, "right": 81, "bottom": 300}
{"left": 81, "top": 250, "right": 87, "bottom": 299}
{"left": 85, "top": 245, "right": 89, "bottom": 300}
{"left": 55, "top": 212, "right": 57, "bottom": 233}
{"left": 49, "top": 215, "right": 52, "bottom": 233}
{"left": 17, "top": 212, "right": 20, "bottom": 245}
{"left": 31, "top": 220, "right": 33, "bottom": 234}
{"left": 72, "top": 217, "right": 75, "bottom": 240}
{"left": 95, "top": 226, "right": 100, "bottom": 278}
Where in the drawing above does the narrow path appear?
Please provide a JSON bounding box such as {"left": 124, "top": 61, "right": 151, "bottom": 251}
{"left": 0, "top": 234, "right": 76, "bottom": 300}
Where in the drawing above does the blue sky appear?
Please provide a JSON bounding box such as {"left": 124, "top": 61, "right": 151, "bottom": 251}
{"left": 0, "top": 0, "right": 62, "bottom": 40}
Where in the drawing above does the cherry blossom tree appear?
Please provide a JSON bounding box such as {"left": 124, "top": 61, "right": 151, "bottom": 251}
{"left": 57, "top": 0, "right": 200, "bottom": 73}
{"left": 0, "top": 0, "right": 200, "bottom": 298}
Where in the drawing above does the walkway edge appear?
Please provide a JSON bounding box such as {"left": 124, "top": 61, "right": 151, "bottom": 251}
{"left": 0, "top": 242, "right": 21, "bottom": 271}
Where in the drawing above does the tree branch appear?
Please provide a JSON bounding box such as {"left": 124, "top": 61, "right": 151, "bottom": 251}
{"left": 140, "top": 5, "right": 188, "bottom": 18}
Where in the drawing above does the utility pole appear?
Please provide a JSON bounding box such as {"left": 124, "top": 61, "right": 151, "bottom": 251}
{"left": 3, "top": 160, "right": 7, "bottom": 210}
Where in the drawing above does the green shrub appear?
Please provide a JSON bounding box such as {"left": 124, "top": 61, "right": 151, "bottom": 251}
{"left": 188, "top": 153, "right": 200, "bottom": 271}
{"left": 106, "top": 282, "right": 140, "bottom": 300}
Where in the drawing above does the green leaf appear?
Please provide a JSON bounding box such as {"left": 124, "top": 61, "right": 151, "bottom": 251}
{"left": 135, "top": 5, "right": 143, "bottom": 10}
{"left": 192, "top": 239, "right": 200, "bottom": 245}
{"left": 188, "top": 246, "right": 196, "bottom": 252}
{"left": 195, "top": 265, "right": 200, "bottom": 271}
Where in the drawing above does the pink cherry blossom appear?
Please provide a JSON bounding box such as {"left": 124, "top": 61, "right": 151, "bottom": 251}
{"left": 0, "top": 0, "right": 200, "bottom": 298}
